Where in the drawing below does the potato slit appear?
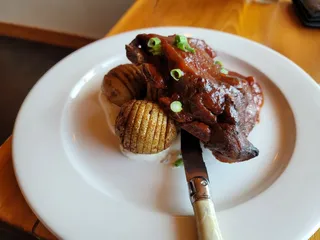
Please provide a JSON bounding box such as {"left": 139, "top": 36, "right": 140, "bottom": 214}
{"left": 122, "top": 66, "right": 142, "bottom": 97}
{"left": 131, "top": 65, "right": 144, "bottom": 81}
{"left": 110, "top": 69, "right": 135, "bottom": 97}
{"left": 121, "top": 68, "right": 138, "bottom": 94}
{"left": 118, "top": 70, "right": 137, "bottom": 98}
{"left": 158, "top": 114, "right": 167, "bottom": 152}
{"left": 151, "top": 108, "right": 163, "bottom": 153}
{"left": 104, "top": 75, "right": 133, "bottom": 104}
{"left": 123, "top": 101, "right": 141, "bottom": 150}
{"left": 115, "top": 100, "right": 135, "bottom": 142}
{"left": 135, "top": 102, "right": 153, "bottom": 153}
{"left": 142, "top": 104, "right": 159, "bottom": 153}
{"left": 164, "top": 118, "right": 171, "bottom": 149}
{"left": 130, "top": 101, "right": 147, "bottom": 153}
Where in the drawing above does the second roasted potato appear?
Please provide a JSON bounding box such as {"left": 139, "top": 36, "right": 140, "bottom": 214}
{"left": 115, "top": 100, "right": 177, "bottom": 154}
{"left": 102, "top": 64, "right": 146, "bottom": 107}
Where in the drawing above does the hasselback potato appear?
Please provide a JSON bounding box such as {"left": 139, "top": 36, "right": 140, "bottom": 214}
{"left": 115, "top": 100, "right": 177, "bottom": 154}
{"left": 102, "top": 64, "right": 146, "bottom": 106}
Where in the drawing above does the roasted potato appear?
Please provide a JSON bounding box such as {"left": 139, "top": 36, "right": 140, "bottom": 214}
{"left": 102, "top": 64, "right": 146, "bottom": 106}
{"left": 115, "top": 100, "right": 177, "bottom": 154}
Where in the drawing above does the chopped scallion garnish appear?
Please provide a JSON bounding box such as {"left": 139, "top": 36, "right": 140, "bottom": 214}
{"left": 170, "top": 69, "right": 184, "bottom": 81}
{"left": 220, "top": 68, "right": 229, "bottom": 75}
{"left": 174, "top": 35, "right": 195, "bottom": 53}
{"left": 173, "top": 158, "right": 184, "bottom": 167}
{"left": 147, "top": 37, "right": 161, "bottom": 48}
{"left": 149, "top": 48, "right": 161, "bottom": 55}
{"left": 147, "top": 37, "right": 162, "bottom": 55}
{"left": 170, "top": 101, "right": 183, "bottom": 113}
{"left": 175, "top": 35, "right": 188, "bottom": 44}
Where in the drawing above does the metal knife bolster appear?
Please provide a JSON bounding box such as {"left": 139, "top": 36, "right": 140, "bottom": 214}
{"left": 188, "top": 176, "right": 211, "bottom": 203}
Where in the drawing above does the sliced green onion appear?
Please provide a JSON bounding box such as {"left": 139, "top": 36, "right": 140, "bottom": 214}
{"left": 170, "top": 101, "right": 183, "bottom": 113}
{"left": 170, "top": 69, "right": 184, "bottom": 81}
{"left": 147, "top": 37, "right": 162, "bottom": 55}
{"left": 215, "top": 60, "right": 223, "bottom": 66}
{"left": 220, "top": 68, "right": 229, "bottom": 75}
{"left": 149, "top": 48, "right": 161, "bottom": 55}
{"left": 176, "top": 42, "right": 186, "bottom": 51}
{"left": 174, "top": 35, "right": 195, "bottom": 53}
{"left": 176, "top": 42, "right": 196, "bottom": 53}
{"left": 147, "top": 37, "right": 161, "bottom": 47}
{"left": 173, "top": 158, "right": 183, "bottom": 167}
{"left": 175, "top": 35, "right": 188, "bottom": 44}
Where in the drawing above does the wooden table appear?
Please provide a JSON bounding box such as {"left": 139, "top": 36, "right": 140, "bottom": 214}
{"left": 1, "top": 0, "right": 320, "bottom": 239}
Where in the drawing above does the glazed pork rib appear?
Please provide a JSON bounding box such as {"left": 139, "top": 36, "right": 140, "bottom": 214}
{"left": 126, "top": 34, "right": 263, "bottom": 163}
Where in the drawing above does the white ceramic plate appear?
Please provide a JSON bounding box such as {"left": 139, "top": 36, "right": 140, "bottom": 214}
{"left": 13, "top": 27, "right": 320, "bottom": 240}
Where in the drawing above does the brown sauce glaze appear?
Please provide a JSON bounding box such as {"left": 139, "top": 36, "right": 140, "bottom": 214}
{"left": 126, "top": 34, "right": 263, "bottom": 163}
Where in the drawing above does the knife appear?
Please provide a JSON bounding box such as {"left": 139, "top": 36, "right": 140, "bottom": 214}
{"left": 181, "top": 130, "right": 223, "bottom": 240}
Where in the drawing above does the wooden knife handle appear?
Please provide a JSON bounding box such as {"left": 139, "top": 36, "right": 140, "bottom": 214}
{"left": 192, "top": 199, "right": 223, "bottom": 240}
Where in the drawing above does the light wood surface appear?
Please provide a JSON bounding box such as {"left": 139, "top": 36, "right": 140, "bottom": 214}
{"left": 109, "top": 0, "right": 320, "bottom": 84}
{"left": 0, "top": 22, "right": 96, "bottom": 49}
{"left": 0, "top": 137, "right": 57, "bottom": 239}
{"left": 1, "top": 0, "right": 320, "bottom": 239}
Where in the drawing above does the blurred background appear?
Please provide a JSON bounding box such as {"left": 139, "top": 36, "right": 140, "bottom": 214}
{"left": 0, "top": 0, "right": 134, "bottom": 144}
{"left": 0, "top": 0, "right": 134, "bottom": 39}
